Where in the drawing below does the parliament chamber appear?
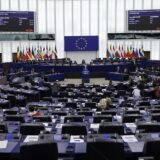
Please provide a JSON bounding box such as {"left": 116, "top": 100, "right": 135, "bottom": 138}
{"left": 0, "top": 59, "right": 158, "bottom": 160}
{"left": 0, "top": 0, "right": 160, "bottom": 160}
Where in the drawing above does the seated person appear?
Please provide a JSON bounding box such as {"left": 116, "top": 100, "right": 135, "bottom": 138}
{"left": 28, "top": 106, "right": 41, "bottom": 116}
{"left": 52, "top": 81, "right": 60, "bottom": 94}
{"left": 107, "top": 80, "right": 113, "bottom": 90}
{"left": 139, "top": 67, "right": 144, "bottom": 73}
{"left": 132, "top": 85, "right": 141, "bottom": 99}
{"left": 51, "top": 68, "right": 55, "bottom": 73}
{"left": 119, "top": 96, "right": 129, "bottom": 107}
{"left": 98, "top": 97, "right": 112, "bottom": 110}
{"left": 18, "top": 67, "right": 23, "bottom": 73}
{"left": 157, "top": 66, "right": 160, "bottom": 71}
{"left": 73, "top": 60, "right": 77, "bottom": 64}
{"left": 91, "top": 87, "right": 96, "bottom": 94}
{"left": 82, "top": 59, "right": 86, "bottom": 64}
{"left": 138, "top": 80, "right": 145, "bottom": 89}
{"left": 124, "top": 68, "right": 129, "bottom": 74}
{"left": 21, "top": 80, "right": 32, "bottom": 89}
{"left": 116, "top": 66, "right": 121, "bottom": 73}
{"left": 33, "top": 77, "right": 44, "bottom": 87}
{"left": 31, "top": 68, "right": 35, "bottom": 74}
{"left": 135, "top": 67, "right": 139, "bottom": 73}
{"left": 151, "top": 66, "right": 155, "bottom": 71}
{"left": 128, "top": 77, "right": 134, "bottom": 87}
{"left": 153, "top": 85, "right": 160, "bottom": 99}
{"left": 10, "top": 68, "right": 14, "bottom": 73}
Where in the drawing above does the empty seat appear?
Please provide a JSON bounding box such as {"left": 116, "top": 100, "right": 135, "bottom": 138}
{"left": 123, "top": 114, "right": 142, "bottom": 123}
{"left": 4, "top": 110, "right": 18, "bottom": 115}
{"left": 20, "top": 123, "right": 45, "bottom": 135}
{"left": 101, "top": 110, "right": 116, "bottom": 116}
{"left": 125, "top": 110, "right": 140, "bottom": 114}
{"left": 62, "top": 124, "right": 87, "bottom": 135}
{"left": 85, "top": 102, "right": 96, "bottom": 108}
{"left": 64, "top": 115, "right": 84, "bottom": 123}
{"left": 78, "top": 111, "right": 93, "bottom": 116}
{"left": 151, "top": 113, "right": 160, "bottom": 122}
{"left": 39, "top": 107, "right": 48, "bottom": 111}
{"left": 7, "top": 95, "right": 16, "bottom": 107}
{"left": 126, "top": 103, "right": 134, "bottom": 108}
{"left": 93, "top": 115, "right": 112, "bottom": 123}
{"left": 92, "top": 97, "right": 101, "bottom": 103}
{"left": 52, "top": 111, "right": 67, "bottom": 116}
{"left": 143, "top": 140, "right": 160, "bottom": 160}
{"left": 137, "top": 123, "right": 160, "bottom": 133}
{"left": 149, "top": 109, "right": 160, "bottom": 114}
{"left": 154, "top": 105, "right": 160, "bottom": 108}
{"left": 65, "top": 102, "right": 77, "bottom": 109}
{"left": 87, "top": 139, "right": 124, "bottom": 160}
{"left": 33, "top": 116, "right": 52, "bottom": 122}
{"left": 16, "top": 96, "right": 27, "bottom": 107}
{"left": 0, "top": 99, "right": 10, "bottom": 109}
{"left": 77, "top": 107, "right": 91, "bottom": 112}
{"left": 0, "top": 122, "right": 8, "bottom": 133}
{"left": 42, "top": 97, "right": 53, "bottom": 103}
{"left": 59, "top": 92, "right": 68, "bottom": 98}
{"left": 20, "top": 141, "right": 58, "bottom": 160}
{"left": 5, "top": 115, "right": 25, "bottom": 123}
{"left": 58, "top": 98, "right": 68, "bottom": 102}
{"left": 138, "top": 101, "right": 150, "bottom": 106}
{"left": 99, "top": 124, "right": 124, "bottom": 135}
{"left": 118, "top": 90, "right": 126, "bottom": 96}
{"left": 105, "top": 91, "right": 112, "bottom": 97}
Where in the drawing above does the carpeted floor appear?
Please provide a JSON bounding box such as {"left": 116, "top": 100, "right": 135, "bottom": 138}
{"left": 58, "top": 78, "right": 120, "bottom": 85}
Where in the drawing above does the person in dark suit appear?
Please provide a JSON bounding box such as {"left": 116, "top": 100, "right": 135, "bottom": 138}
{"left": 82, "top": 59, "right": 86, "bottom": 64}
{"left": 119, "top": 96, "right": 129, "bottom": 107}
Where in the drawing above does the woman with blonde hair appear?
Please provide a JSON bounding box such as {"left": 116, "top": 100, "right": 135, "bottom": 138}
{"left": 98, "top": 97, "right": 112, "bottom": 109}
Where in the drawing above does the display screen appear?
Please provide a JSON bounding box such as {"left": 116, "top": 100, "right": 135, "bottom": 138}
{"left": 0, "top": 11, "right": 34, "bottom": 32}
{"left": 128, "top": 10, "right": 160, "bottom": 31}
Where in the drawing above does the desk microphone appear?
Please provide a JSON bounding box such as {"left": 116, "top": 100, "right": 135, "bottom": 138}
{"left": 39, "top": 135, "right": 44, "bottom": 139}
{"left": 138, "top": 134, "right": 142, "bottom": 139}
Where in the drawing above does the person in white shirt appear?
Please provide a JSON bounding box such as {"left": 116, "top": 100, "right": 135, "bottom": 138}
{"left": 132, "top": 86, "right": 141, "bottom": 99}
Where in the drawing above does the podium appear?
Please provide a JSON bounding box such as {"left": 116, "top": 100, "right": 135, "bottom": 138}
{"left": 82, "top": 65, "right": 90, "bottom": 83}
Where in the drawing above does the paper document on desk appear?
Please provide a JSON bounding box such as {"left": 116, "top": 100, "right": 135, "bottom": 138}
{"left": 125, "top": 123, "right": 136, "bottom": 128}
{"left": 0, "top": 140, "right": 8, "bottom": 149}
{"left": 43, "top": 123, "right": 48, "bottom": 127}
{"left": 70, "top": 136, "right": 84, "bottom": 143}
{"left": 122, "top": 135, "right": 138, "bottom": 143}
{"left": 45, "top": 128, "right": 52, "bottom": 132}
{"left": 52, "top": 119, "right": 56, "bottom": 123}
{"left": 56, "top": 124, "right": 63, "bottom": 129}
{"left": 24, "top": 136, "right": 39, "bottom": 143}
{"left": 90, "top": 124, "right": 100, "bottom": 129}
{"left": 128, "top": 108, "right": 134, "bottom": 110}
{"left": 114, "top": 115, "right": 122, "bottom": 122}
